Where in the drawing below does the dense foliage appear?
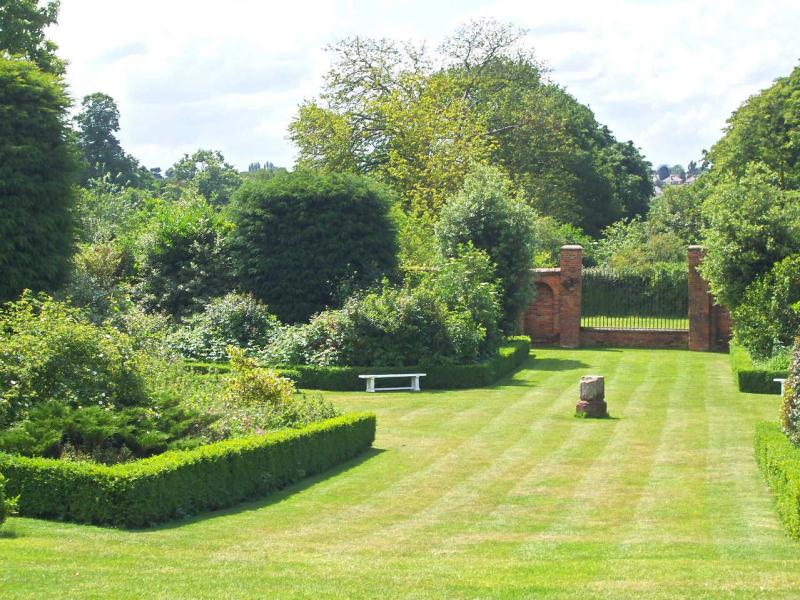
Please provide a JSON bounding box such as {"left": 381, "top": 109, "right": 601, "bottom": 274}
{"left": 0, "top": 56, "right": 77, "bottom": 302}
{"left": 0, "top": 293, "right": 148, "bottom": 429}
{"left": 436, "top": 166, "right": 536, "bottom": 331}
{"left": 167, "top": 149, "right": 243, "bottom": 205}
{"left": 0, "top": 0, "right": 64, "bottom": 75}
{"left": 231, "top": 170, "right": 399, "bottom": 323}
{"left": 133, "top": 196, "right": 233, "bottom": 318}
{"left": 170, "top": 293, "right": 280, "bottom": 362}
{"left": 733, "top": 256, "right": 800, "bottom": 361}
{"left": 264, "top": 249, "right": 501, "bottom": 367}
{"left": 700, "top": 169, "right": 800, "bottom": 310}
{"left": 708, "top": 63, "right": 800, "bottom": 190}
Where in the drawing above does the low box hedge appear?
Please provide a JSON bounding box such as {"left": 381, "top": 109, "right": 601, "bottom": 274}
{"left": 755, "top": 422, "right": 800, "bottom": 539}
{"left": 0, "top": 412, "right": 376, "bottom": 528}
{"left": 187, "top": 337, "right": 531, "bottom": 391}
{"left": 730, "top": 342, "right": 787, "bottom": 394}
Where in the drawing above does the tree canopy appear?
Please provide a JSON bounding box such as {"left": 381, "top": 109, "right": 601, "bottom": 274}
{"left": 289, "top": 19, "right": 652, "bottom": 235}
{"left": 0, "top": 0, "right": 64, "bottom": 75}
{"left": 707, "top": 62, "right": 800, "bottom": 189}
{"left": 167, "top": 149, "right": 243, "bottom": 205}
{"left": 75, "top": 93, "right": 149, "bottom": 187}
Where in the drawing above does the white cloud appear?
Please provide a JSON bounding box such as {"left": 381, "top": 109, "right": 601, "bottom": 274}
{"left": 51, "top": 0, "right": 800, "bottom": 171}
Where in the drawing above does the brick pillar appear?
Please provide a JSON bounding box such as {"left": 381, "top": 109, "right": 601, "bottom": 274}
{"left": 559, "top": 245, "right": 582, "bottom": 349}
{"left": 688, "top": 245, "right": 712, "bottom": 351}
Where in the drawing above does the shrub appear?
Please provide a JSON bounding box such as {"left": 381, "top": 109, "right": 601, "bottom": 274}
{"left": 133, "top": 196, "right": 233, "bottom": 318}
{"left": 733, "top": 255, "right": 800, "bottom": 361}
{"left": 263, "top": 250, "right": 501, "bottom": 368}
{"left": 755, "top": 421, "right": 800, "bottom": 539}
{"left": 170, "top": 293, "right": 280, "bottom": 362}
{"left": 436, "top": 165, "right": 536, "bottom": 332}
{"left": 0, "top": 56, "right": 77, "bottom": 302}
{"left": 0, "top": 396, "right": 213, "bottom": 464}
{"left": 230, "top": 170, "right": 399, "bottom": 323}
{"left": 207, "top": 347, "right": 338, "bottom": 439}
{"left": 0, "top": 413, "right": 376, "bottom": 527}
{"left": 0, "top": 293, "right": 149, "bottom": 428}
{"left": 0, "top": 472, "right": 5, "bottom": 526}
{"left": 781, "top": 338, "right": 800, "bottom": 444}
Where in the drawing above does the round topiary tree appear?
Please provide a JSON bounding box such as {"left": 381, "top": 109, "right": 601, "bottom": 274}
{"left": 230, "top": 171, "right": 399, "bottom": 323}
{"left": 436, "top": 164, "right": 537, "bottom": 332}
{"left": 0, "top": 57, "right": 77, "bottom": 302}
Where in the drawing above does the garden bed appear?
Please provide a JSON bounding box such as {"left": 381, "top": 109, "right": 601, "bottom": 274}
{"left": 0, "top": 413, "right": 375, "bottom": 528}
{"left": 730, "top": 342, "right": 787, "bottom": 394}
{"left": 187, "top": 337, "right": 531, "bottom": 391}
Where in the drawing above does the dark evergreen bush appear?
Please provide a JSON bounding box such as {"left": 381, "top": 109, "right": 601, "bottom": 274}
{"left": 0, "top": 57, "right": 77, "bottom": 301}
{"left": 230, "top": 171, "right": 398, "bottom": 323}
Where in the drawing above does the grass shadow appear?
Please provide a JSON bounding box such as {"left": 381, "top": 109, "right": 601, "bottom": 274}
{"left": 135, "top": 447, "right": 387, "bottom": 532}
{"left": 0, "top": 527, "right": 20, "bottom": 539}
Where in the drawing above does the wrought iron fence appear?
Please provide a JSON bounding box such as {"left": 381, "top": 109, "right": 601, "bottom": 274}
{"left": 581, "top": 266, "right": 688, "bottom": 330}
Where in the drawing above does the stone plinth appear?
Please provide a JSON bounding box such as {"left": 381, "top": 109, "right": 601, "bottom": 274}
{"left": 576, "top": 375, "right": 608, "bottom": 418}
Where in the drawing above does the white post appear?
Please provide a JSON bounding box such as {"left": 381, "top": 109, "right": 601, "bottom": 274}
{"left": 412, "top": 376, "right": 420, "bottom": 392}
{"left": 367, "top": 377, "right": 375, "bottom": 392}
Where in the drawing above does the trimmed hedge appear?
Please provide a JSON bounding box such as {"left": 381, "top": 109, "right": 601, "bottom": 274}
{"left": 755, "top": 422, "right": 800, "bottom": 539}
{"left": 0, "top": 413, "right": 375, "bottom": 528}
{"left": 187, "top": 337, "right": 531, "bottom": 391}
{"left": 730, "top": 342, "right": 787, "bottom": 394}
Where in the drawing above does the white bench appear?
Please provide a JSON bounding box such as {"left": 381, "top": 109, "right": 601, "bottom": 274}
{"left": 358, "top": 373, "right": 426, "bottom": 392}
{"left": 775, "top": 378, "right": 788, "bottom": 396}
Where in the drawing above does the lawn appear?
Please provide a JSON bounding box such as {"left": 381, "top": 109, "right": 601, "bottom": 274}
{"left": 1, "top": 347, "right": 798, "bottom": 599}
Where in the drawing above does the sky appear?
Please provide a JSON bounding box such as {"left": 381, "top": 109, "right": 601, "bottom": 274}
{"left": 50, "top": 0, "right": 800, "bottom": 172}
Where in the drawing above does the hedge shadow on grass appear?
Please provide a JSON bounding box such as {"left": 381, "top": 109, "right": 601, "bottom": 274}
{"left": 140, "top": 447, "right": 387, "bottom": 531}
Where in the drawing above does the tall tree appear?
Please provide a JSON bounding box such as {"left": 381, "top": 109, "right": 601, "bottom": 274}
{"left": 290, "top": 19, "right": 652, "bottom": 234}
{"left": 74, "top": 92, "right": 146, "bottom": 186}
{"left": 0, "top": 56, "right": 77, "bottom": 301}
{"left": 0, "top": 0, "right": 64, "bottom": 75}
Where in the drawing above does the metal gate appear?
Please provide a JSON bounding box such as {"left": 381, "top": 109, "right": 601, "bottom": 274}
{"left": 581, "top": 267, "right": 688, "bottom": 330}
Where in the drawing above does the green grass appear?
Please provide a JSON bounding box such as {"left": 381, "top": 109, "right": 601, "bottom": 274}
{"left": 581, "top": 315, "right": 689, "bottom": 330}
{"left": 1, "top": 348, "right": 799, "bottom": 598}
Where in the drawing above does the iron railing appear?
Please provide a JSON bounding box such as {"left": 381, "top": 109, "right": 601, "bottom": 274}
{"left": 581, "top": 266, "right": 688, "bottom": 330}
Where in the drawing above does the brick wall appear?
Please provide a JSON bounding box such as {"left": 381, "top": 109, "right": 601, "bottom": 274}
{"left": 688, "top": 245, "right": 712, "bottom": 351}
{"left": 559, "top": 245, "right": 583, "bottom": 349}
{"left": 581, "top": 328, "right": 688, "bottom": 349}
{"left": 522, "top": 245, "right": 731, "bottom": 351}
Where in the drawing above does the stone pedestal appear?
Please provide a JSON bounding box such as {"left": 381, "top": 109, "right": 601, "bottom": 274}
{"left": 576, "top": 375, "right": 608, "bottom": 418}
